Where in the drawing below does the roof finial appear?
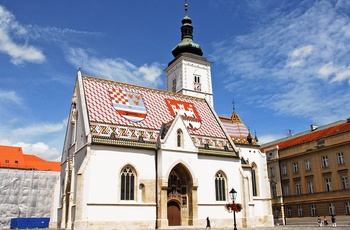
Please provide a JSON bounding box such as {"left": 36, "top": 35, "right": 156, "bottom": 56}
{"left": 185, "top": 0, "right": 188, "bottom": 15}
{"left": 232, "top": 99, "right": 235, "bottom": 113}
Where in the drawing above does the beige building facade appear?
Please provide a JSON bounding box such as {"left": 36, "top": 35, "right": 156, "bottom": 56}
{"left": 262, "top": 119, "right": 350, "bottom": 224}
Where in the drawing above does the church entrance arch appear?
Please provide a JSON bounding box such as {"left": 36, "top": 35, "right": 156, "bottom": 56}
{"left": 166, "top": 163, "right": 193, "bottom": 226}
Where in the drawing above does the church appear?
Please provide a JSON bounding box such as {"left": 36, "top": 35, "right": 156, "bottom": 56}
{"left": 50, "top": 3, "right": 273, "bottom": 230}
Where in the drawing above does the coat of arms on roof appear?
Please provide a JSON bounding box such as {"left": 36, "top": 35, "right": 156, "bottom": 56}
{"left": 109, "top": 87, "right": 147, "bottom": 122}
{"left": 165, "top": 99, "right": 201, "bottom": 130}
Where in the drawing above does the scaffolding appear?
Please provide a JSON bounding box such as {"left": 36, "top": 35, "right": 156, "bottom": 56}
{"left": 0, "top": 168, "right": 59, "bottom": 228}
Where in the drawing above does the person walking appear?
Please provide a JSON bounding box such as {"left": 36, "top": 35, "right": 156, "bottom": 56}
{"left": 324, "top": 216, "right": 328, "bottom": 226}
{"left": 331, "top": 215, "right": 336, "bottom": 228}
{"left": 206, "top": 217, "right": 211, "bottom": 229}
{"left": 317, "top": 216, "right": 322, "bottom": 227}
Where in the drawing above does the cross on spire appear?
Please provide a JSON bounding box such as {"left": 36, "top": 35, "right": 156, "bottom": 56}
{"left": 232, "top": 99, "right": 235, "bottom": 113}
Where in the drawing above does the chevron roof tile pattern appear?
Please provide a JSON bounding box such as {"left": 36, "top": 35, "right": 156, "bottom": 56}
{"left": 82, "top": 76, "right": 228, "bottom": 147}
{"left": 220, "top": 112, "right": 258, "bottom": 145}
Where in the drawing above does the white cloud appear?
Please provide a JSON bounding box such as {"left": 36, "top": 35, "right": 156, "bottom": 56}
{"left": 0, "top": 5, "right": 45, "bottom": 65}
{"left": 26, "top": 24, "right": 103, "bottom": 41}
{"left": 318, "top": 62, "right": 350, "bottom": 83}
{"left": 66, "top": 47, "right": 163, "bottom": 88}
{"left": 0, "top": 90, "right": 22, "bottom": 105}
{"left": 285, "top": 45, "right": 313, "bottom": 68}
{"left": 258, "top": 134, "right": 285, "bottom": 145}
{"left": 12, "top": 122, "right": 65, "bottom": 138}
{"left": 0, "top": 119, "right": 67, "bottom": 161}
{"left": 0, "top": 140, "right": 61, "bottom": 161}
{"left": 212, "top": 0, "right": 350, "bottom": 125}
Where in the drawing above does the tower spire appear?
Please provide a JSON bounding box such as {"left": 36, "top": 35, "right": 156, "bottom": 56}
{"left": 171, "top": 1, "right": 203, "bottom": 57}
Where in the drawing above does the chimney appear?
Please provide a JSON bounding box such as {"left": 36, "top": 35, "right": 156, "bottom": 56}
{"left": 310, "top": 124, "right": 318, "bottom": 131}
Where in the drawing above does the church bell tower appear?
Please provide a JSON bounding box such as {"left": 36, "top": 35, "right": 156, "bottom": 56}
{"left": 165, "top": 3, "right": 214, "bottom": 108}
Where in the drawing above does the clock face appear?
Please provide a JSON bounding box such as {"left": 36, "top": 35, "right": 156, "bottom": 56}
{"left": 194, "top": 82, "right": 201, "bottom": 91}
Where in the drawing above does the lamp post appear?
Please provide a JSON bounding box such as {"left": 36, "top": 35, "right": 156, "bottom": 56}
{"left": 229, "top": 188, "right": 238, "bottom": 230}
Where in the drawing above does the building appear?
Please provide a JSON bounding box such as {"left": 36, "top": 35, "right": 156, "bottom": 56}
{"left": 0, "top": 145, "right": 60, "bottom": 228}
{"left": 50, "top": 4, "right": 273, "bottom": 229}
{"left": 261, "top": 119, "right": 350, "bottom": 224}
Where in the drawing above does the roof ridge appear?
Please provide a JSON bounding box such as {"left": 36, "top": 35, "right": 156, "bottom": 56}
{"left": 261, "top": 120, "right": 350, "bottom": 151}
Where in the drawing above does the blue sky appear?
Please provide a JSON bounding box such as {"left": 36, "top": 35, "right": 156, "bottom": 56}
{"left": 1, "top": 0, "right": 350, "bottom": 161}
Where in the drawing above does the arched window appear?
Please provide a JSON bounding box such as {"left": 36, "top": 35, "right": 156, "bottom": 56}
{"left": 120, "top": 166, "right": 135, "bottom": 200}
{"left": 215, "top": 171, "right": 226, "bottom": 201}
{"left": 177, "top": 129, "right": 183, "bottom": 147}
{"left": 252, "top": 164, "right": 258, "bottom": 196}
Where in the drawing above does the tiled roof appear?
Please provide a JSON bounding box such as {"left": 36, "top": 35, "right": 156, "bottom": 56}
{"left": 0, "top": 145, "right": 60, "bottom": 172}
{"left": 83, "top": 75, "right": 234, "bottom": 151}
{"left": 261, "top": 121, "right": 350, "bottom": 151}
{"left": 220, "top": 112, "right": 258, "bottom": 145}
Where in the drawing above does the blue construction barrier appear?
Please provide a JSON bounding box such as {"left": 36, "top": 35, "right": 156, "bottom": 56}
{"left": 10, "top": 217, "right": 50, "bottom": 229}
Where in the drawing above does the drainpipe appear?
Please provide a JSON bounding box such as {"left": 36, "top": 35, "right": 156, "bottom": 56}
{"left": 155, "top": 147, "right": 159, "bottom": 229}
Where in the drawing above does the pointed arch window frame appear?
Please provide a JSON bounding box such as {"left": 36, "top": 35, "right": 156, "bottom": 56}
{"left": 215, "top": 171, "right": 227, "bottom": 201}
{"left": 177, "top": 129, "right": 183, "bottom": 148}
{"left": 120, "top": 165, "right": 136, "bottom": 201}
{"left": 251, "top": 163, "right": 258, "bottom": 196}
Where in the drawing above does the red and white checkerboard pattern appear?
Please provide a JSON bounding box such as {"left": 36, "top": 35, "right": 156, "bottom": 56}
{"left": 82, "top": 76, "right": 227, "bottom": 144}
{"left": 109, "top": 87, "right": 129, "bottom": 105}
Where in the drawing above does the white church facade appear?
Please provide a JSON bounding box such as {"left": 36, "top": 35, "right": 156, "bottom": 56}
{"left": 50, "top": 3, "right": 273, "bottom": 230}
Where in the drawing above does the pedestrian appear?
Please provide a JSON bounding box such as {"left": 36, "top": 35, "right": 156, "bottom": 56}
{"left": 317, "top": 216, "right": 321, "bottom": 227}
{"left": 331, "top": 215, "right": 336, "bottom": 228}
{"left": 206, "top": 216, "right": 211, "bottom": 229}
{"left": 324, "top": 216, "right": 328, "bottom": 226}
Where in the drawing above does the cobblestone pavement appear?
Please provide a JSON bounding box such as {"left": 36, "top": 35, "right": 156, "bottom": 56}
{"left": 3, "top": 225, "right": 349, "bottom": 230}
{"left": 160, "top": 226, "right": 349, "bottom": 230}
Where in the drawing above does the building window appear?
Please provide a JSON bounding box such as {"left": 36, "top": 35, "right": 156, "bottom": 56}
{"left": 120, "top": 166, "right": 135, "bottom": 200}
{"left": 172, "top": 78, "right": 176, "bottom": 92}
{"left": 283, "top": 183, "right": 290, "bottom": 196}
{"left": 272, "top": 184, "right": 277, "bottom": 198}
{"left": 345, "top": 201, "right": 350, "bottom": 215}
{"left": 296, "top": 183, "right": 301, "bottom": 195}
{"left": 329, "top": 203, "right": 335, "bottom": 215}
{"left": 341, "top": 176, "right": 348, "bottom": 190}
{"left": 282, "top": 164, "right": 288, "bottom": 175}
{"left": 338, "top": 152, "right": 345, "bottom": 164}
{"left": 325, "top": 178, "right": 332, "bottom": 192}
{"left": 307, "top": 181, "right": 314, "bottom": 194}
{"left": 311, "top": 204, "right": 317, "bottom": 217}
{"left": 286, "top": 206, "right": 292, "bottom": 218}
{"left": 298, "top": 205, "right": 303, "bottom": 217}
{"left": 305, "top": 159, "right": 311, "bottom": 171}
{"left": 194, "top": 74, "right": 201, "bottom": 91}
{"left": 252, "top": 164, "right": 258, "bottom": 196}
{"left": 293, "top": 162, "right": 299, "bottom": 173}
{"left": 322, "top": 156, "right": 329, "bottom": 168}
{"left": 215, "top": 171, "right": 226, "bottom": 201}
{"left": 270, "top": 167, "right": 275, "bottom": 177}
{"left": 177, "top": 129, "right": 183, "bottom": 147}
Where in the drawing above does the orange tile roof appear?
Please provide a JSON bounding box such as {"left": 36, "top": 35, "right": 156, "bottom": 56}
{"left": 0, "top": 145, "right": 60, "bottom": 172}
{"left": 261, "top": 121, "right": 350, "bottom": 151}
